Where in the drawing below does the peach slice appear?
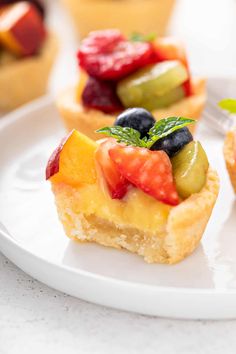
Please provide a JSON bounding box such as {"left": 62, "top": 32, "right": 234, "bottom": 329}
{"left": 46, "top": 130, "right": 98, "bottom": 186}
{"left": 0, "top": 2, "right": 46, "bottom": 56}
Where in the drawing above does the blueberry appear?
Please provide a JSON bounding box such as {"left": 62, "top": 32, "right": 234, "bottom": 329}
{"left": 151, "top": 127, "right": 193, "bottom": 157}
{"left": 114, "top": 108, "right": 155, "bottom": 138}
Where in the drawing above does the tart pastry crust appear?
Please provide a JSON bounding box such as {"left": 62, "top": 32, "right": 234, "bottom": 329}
{"left": 224, "top": 129, "right": 236, "bottom": 192}
{"left": 0, "top": 33, "right": 58, "bottom": 111}
{"left": 57, "top": 78, "right": 206, "bottom": 140}
{"left": 51, "top": 168, "right": 219, "bottom": 264}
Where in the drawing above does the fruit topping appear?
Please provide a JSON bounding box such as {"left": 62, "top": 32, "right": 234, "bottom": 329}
{"left": 96, "top": 138, "right": 129, "bottom": 199}
{"left": 98, "top": 115, "right": 195, "bottom": 150}
{"left": 154, "top": 37, "right": 192, "bottom": 96}
{"left": 114, "top": 108, "right": 155, "bottom": 138}
{"left": 117, "top": 61, "right": 188, "bottom": 110}
{"left": 0, "top": 2, "right": 46, "bottom": 56}
{"left": 82, "top": 76, "right": 123, "bottom": 113}
{"left": 46, "top": 130, "right": 97, "bottom": 186}
{"left": 139, "top": 86, "right": 185, "bottom": 112}
{"left": 171, "top": 141, "right": 209, "bottom": 199}
{"left": 109, "top": 145, "right": 179, "bottom": 206}
{"left": 77, "top": 29, "right": 155, "bottom": 80}
{"left": 151, "top": 127, "right": 193, "bottom": 157}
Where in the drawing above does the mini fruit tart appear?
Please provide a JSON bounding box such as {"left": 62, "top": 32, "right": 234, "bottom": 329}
{"left": 46, "top": 110, "right": 219, "bottom": 264}
{"left": 0, "top": 1, "right": 58, "bottom": 111}
{"left": 57, "top": 29, "right": 206, "bottom": 140}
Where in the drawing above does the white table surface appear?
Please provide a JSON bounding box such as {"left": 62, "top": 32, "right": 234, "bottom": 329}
{"left": 1, "top": 0, "right": 236, "bottom": 353}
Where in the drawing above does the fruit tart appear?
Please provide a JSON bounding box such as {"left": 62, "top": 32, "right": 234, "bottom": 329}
{"left": 46, "top": 109, "right": 219, "bottom": 264}
{"left": 0, "top": 1, "right": 57, "bottom": 111}
{"left": 57, "top": 29, "right": 206, "bottom": 141}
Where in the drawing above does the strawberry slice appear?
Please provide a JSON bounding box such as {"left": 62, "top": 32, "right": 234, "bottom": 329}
{"left": 95, "top": 138, "right": 129, "bottom": 199}
{"left": 109, "top": 145, "right": 179, "bottom": 206}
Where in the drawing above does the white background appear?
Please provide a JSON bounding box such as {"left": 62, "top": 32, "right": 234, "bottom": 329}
{"left": 1, "top": 0, "right": 236, "bottom": 353}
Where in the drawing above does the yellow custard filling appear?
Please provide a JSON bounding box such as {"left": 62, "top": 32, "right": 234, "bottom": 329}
{"left": 62, "top": 180, "right": 172, "bottom": 235}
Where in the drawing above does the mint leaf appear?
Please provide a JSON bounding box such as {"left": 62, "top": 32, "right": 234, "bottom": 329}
{"left": 218, "top": 99, "right": 236, "bottom": 114}
{"left": 96, "top": 126, "right": 146, "bottom": 147}
{"left": 96, "top": 117, "right": 195, "bottom": 149}
{"left": 146, "top": 117, "right": 195, "bottom": 148}
{"left": 130, "top": 32, "right": 156, "bottom": 43}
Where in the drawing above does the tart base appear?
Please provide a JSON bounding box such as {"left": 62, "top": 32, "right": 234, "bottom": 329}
{"left": 0, "top": 33, "right": 58, "bottom": 112}
{"left": 51, "top": 168, "right": 219, "bottom": 264}
{"left": 57, "top": 78, "right": 206, "bottom": 140}
{"left": 224, "top": 129, "right": 236, "bottom": 192}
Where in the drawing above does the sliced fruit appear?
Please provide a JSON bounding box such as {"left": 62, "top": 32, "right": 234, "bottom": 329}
{"left": 0, "top": 2, "right": 46, "bottom": 56}
{"left": 114, "top": 107, "right": 155, "bottom": 138}
{"left": 117, "top": 60, "right": 188, "bottom": 109}
{"left": 138, "top": 85, "right": 185, "bottom": 111}
{"left": 171, "top": 141, "right": 209, "bottom": 199}
{"left": 154, "top": 37, "right": 192, "bottom": 96}
{"left": 151, "top": 127, "right": 193, "bottom": 157}
{"left": 95, "top": 138, "right": 129, "bottom": 199}
{"left": 46, "top": 130, "right": 98, "bottom": 186}
{"left": 78, "top": 29, "right": 154, "bottom": 80}
{"left": 82, "top": 76, "right": 123, "bottom": 113}
{"left": 109, "top": 145, "right": 179, "bottom": 206}
{"left": 154, "top": 37, "right": 189, "bottom": 68}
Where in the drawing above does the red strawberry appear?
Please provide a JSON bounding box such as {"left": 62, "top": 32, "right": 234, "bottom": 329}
{"left": 82, "top": 76, "right": 123, "bottom": 113}
{"left": 78, "top": 29, "right": 155, "bottom": 80}
{"left": 109, "top": 145, "right": 179, "bottom": 206}
{"left": 95, "top": 138, "right": 129, "bottom": 199}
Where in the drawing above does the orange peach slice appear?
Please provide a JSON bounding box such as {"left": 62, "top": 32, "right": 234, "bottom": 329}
{"left": 0, "top": 2, "right": 46, "bottom": 56}
{"left": 46, "top": 130, "right": 98, "bottom": 186}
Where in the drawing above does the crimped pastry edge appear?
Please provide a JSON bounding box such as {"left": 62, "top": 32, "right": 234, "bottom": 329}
{"left": 0, "top": 33, "right": 58, "bottom": 111}
{"left": 223, "top": 129, "right": 236, "bottom": 192}
{"left": 51, "top": 168, "right": 219, "bottom": 264}
{"left": 56, "top": 78, "right": 206, "bottom": 140}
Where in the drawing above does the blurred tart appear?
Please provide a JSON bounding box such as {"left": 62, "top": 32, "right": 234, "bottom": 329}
{"left": 46, "top": 112, "right": 219, "bottom": 264}
{"left": 224, "top": 128, "right": 236, "bottom": 192}
{"left": 61, "top": 0, "right": 175, "bottom": 38}
{"left": 0, "top": 1, "right": 57, "bottom": 111}
{"left": 57, "top": 30, "right": 206, "bottom": 140}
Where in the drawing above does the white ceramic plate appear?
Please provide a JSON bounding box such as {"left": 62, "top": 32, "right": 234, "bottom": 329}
{"left": 0, "top": 85, "right": 236, "bottom": 320}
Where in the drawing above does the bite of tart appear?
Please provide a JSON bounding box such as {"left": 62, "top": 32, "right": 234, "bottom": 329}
{"left": 46, "top": 110, "right": 219, "bottom": 264}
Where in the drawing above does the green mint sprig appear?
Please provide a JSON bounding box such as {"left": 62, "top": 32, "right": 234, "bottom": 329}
{"left": 97, "top": 126, "right": 146, "bottom": 147}
{"left": 96, "top": 117, "right": 195, "bottom": 149}
{"left": 218, "top": 99, "right": 236, "bottom": 114}
{"left": 129, "top": 32, "right": 157, "bottom": 43}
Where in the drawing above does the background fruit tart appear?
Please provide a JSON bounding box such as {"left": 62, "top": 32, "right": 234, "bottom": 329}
{"left": 0, "top": 0, "right": 58, "bottom": 111}
{"left": 61, "top": 0, "right": 175, "bottom": 38}
{"left": 57, "top": 29, "right": 206, "bottom": 140}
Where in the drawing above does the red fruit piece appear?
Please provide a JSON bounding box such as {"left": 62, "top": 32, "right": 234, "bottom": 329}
{"left": 96, "top": 138, "right": 129, "bottom": 199}
{"left": 82, "top": 76, "right": 123, "bottom": 113}
{"left": 154, "top": 37, "right": 192, "bottom": 96}
{"left": 109, "top": 145, "right": 179, "bottom": 206}
{"left": 78, "top": 29, "right": 155, "bottom": 80}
